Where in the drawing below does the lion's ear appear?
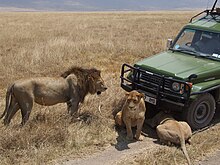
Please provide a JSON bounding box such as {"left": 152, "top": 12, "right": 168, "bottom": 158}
{"left": 125, "top": 92, "right": 130, "bottom": 97}
{"left": 139, "top": 93, "right": 144, "bottom": 98}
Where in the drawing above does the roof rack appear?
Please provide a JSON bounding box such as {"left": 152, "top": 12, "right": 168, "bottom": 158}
{"left": 190, "top": 0, "right": 220, "bottom": 23}
{"left": 189, "top": 10, "right": 209, "bottom": 23}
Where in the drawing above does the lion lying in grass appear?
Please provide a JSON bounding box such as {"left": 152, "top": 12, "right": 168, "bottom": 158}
{"left": 1, "top": 67, "right": 107, "bottom": 126}
{"left": 147, "top": 111, "right": 192, "bottom": 165}
{"left": 115, "top": 90, "right": 146, "bottom": 141}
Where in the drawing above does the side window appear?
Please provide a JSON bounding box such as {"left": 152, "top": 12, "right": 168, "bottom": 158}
{"left": 174, "top": 29, "right": 195, "bottom": 49}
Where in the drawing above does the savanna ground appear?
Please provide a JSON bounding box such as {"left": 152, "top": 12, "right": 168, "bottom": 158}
{"left": 0, "top": 11, "right": 220, "bottom": 165}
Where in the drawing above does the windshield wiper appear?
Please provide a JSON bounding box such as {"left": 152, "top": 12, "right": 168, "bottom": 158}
{"left": 170, "top": 48, "right": 220, "bottom": 61}
{"left": 170, "top": 48, "right": 201, "bottom": 56}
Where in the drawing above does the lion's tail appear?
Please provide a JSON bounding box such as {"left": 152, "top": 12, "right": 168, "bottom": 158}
{"left": 180, "top": 134, "right": 191, "bottom": 165}
{"left": 0, "top": 84, "right": 14, "bottom": 119}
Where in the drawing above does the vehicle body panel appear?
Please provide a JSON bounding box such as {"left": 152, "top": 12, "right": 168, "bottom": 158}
{"left": 135, "top": 51, "right": 220, "bottom": 83}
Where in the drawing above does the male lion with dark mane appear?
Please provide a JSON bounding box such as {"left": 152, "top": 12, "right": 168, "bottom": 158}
{"left": 115, "top": 90, "right": 146, "bottom": 141}
{"left": 0, "top": 67, "right": 107, "bottom": 126}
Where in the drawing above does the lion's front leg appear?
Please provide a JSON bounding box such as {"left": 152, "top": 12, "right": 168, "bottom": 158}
{"left": 135, "top": 118, "right": 145, "bottom": 141}
{"left": 67, "top": 99, "right": 79, "bottom": 116}
{"left": 124, "top": 118, "right": 133, "bottom": 140}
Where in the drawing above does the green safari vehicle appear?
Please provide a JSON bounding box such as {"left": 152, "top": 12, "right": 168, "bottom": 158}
{"left": 120, "top": 1, "right": 220, "bottom": 130}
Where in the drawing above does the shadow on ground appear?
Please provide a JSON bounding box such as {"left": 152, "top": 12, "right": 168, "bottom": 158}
{"left": 113, "top": 123, "right": 158, "bottom": 151}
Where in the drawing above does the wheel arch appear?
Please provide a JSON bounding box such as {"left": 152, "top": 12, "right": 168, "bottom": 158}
{"left": 209, "top": 87, "right": 220, "bottom": 103}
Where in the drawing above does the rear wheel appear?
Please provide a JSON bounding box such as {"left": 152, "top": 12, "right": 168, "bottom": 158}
{"left": 183, "top": 93, "right": 216, "bottom": 130}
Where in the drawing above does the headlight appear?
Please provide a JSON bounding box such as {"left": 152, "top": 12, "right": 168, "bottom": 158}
{"left": 172, "top": 82, "right": 180, "bottom": 91}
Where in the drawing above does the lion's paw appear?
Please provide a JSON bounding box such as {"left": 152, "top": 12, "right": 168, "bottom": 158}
{"left": 135, "top": 134, "right": 144, "bottom": 141}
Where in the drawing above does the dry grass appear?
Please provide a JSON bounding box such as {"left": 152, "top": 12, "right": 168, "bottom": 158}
{"left": 1, "top": 11, "right": 220, "bottom": 165}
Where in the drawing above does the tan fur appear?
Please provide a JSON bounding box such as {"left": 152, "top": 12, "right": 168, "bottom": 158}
{"left": 115, "top": 90, "right": 146, "bottom": 141}
{"left": 1, "top": 67, "right": 107, "bottom": 126}
{"left": 150, "top": 111, "right": 192, "bottom": 165}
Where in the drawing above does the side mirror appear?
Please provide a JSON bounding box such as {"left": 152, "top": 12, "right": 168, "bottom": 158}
{"left": 167, "top": 39, "right": 173, "bottom": 49}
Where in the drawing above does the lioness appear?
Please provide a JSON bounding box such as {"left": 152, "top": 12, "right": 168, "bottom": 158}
{"left": 148, "top": 111, "right": 192, "bottom": 165}
{"left": 1, "top": 67, "right": 107, "bottom": 125}
{"left": 115, "top": 90, "right": 146, "bottom": 141}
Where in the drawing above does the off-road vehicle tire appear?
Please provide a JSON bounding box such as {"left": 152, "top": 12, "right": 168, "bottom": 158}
{"left": 183, "top": 93, "right": 216, "bottom": 130}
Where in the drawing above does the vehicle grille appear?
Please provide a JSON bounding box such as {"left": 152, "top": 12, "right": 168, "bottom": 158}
{"left": 139, "top": 71, "right": 171, "bottom": 92}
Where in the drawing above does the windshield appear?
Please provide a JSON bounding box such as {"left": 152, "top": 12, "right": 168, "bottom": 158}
{"left": 172, "top": 28, "right": 220, "bottom": 60}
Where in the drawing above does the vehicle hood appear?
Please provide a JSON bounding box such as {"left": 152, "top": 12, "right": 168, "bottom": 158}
{"left": 135, "top": 51, "right": 220, "bottom": 82}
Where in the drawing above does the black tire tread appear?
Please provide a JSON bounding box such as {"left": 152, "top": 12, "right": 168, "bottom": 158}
{"left": 184, "top": 93, "right": 216, "bottom": 130}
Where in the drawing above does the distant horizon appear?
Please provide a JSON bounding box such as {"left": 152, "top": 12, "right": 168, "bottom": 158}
{"left": 0, "top": 0, "right": 217, "bottom": 12}
{"left": 0, "top": 7, "right": 208, "bottom": 12}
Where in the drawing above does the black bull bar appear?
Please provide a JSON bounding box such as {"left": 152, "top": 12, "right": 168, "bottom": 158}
{"left": 120, "top": 63, "right": 192, "bottom": 107}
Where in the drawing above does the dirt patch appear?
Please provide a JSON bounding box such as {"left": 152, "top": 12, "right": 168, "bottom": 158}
{"left": 196, "top": 150, "right": 220, "bottom": 165}
{"left": 55, "top": 136, "right": 159, "bottom": 165}
{"left": 52, "top": 123, "right": 157, "bottom": 165}
{"left": 54, "top": 111, "right": 220, "bottom": 165}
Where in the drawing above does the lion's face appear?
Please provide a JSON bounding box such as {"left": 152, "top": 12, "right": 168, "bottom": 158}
{"left": 88, "top": 70, "right": 107, "bottom": 95}
{"left": 125, "top": 91, "right": 144, "bottom": 111}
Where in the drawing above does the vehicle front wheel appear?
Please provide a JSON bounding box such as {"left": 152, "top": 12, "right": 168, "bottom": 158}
{"left": 183, "top": 93, "right": 216, "bottom": 130}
